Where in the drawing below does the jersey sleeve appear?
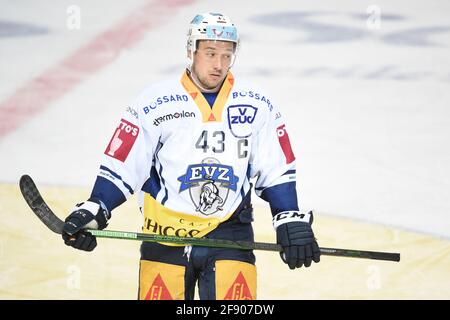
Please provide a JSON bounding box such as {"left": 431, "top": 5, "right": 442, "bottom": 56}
{"left": 90, "top": 93, "right": 160, "bottom": 212}
{"left": 250, "top": 103, "right": 299, "bottom": 216}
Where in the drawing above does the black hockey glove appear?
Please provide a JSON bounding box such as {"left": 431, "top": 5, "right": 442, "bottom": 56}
{"left": 62, "top": 198, "right": 110, "bottom": 252}
{"left": 274, "top": 210, "right": 320, "bottom": 269}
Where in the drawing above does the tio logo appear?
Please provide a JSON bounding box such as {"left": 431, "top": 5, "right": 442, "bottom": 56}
{"left": 104, "top": 119, "right": 139, "bottom": 162}
{"left": 118, "top": 120, "right": 139, "bottom": 136}
{"left": 277, "top": 125, "right": 287, "bottom": 137}
{"left": 276, "top": 124, "right": 296, "bottom": 164}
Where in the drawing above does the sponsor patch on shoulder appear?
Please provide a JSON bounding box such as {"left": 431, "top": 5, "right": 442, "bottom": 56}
{"left": 277, "top": 124, "right": 295, "bottom": 164}
{"left": 104, "top": 119, "right": 139, "bottom": 162}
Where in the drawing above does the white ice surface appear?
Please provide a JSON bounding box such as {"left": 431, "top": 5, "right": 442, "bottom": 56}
{"left": 0, "top": 0, "right": 449, "bottom": 238}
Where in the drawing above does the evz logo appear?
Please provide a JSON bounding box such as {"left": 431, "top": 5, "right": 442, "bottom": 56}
{"left": 227, "top": 105, "right": 257, "bottom": 138}
{"left": 177, "top": 158, "right": 239, "bottom": 216}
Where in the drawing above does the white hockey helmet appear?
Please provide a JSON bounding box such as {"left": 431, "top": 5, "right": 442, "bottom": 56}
{"left": 186, "top": 12, "right": 240, "bottom": 68}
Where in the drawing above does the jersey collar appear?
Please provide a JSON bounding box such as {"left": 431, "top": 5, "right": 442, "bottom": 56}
{"left": 181, "top": 70, "right": 234, "bottom": 122}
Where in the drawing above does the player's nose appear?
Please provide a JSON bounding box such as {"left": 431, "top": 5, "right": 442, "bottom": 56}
{"left": 212, "top": 56, "right": 223, "bottom": 71}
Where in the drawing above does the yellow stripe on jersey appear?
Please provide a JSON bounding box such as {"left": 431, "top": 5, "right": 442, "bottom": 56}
{"left": 143, "top": 193, "right": 235, "bottom": 246}
{"left": 180, "top": 70, "right": 234, "bottom": 122}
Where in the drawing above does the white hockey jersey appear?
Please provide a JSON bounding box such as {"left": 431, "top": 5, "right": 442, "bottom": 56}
{"left": 91, "top": 70, "right": 298, "bottom": 239}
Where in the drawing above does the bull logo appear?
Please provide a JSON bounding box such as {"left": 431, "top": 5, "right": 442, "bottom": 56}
{"left": 197, "top": 181, "right": 224, "bottom": 213}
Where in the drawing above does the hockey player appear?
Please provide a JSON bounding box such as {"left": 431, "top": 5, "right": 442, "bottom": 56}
{"left": 62, "top": 12, "right": 320, "bottom": 300}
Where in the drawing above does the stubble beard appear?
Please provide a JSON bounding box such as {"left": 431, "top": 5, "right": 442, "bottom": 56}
{"left": 192, "top": 65, "right": 225, "bottom": 92}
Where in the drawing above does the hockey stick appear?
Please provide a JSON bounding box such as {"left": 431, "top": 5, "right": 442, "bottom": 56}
{"left": 19, "top": 174, "right": 400, "bottom": 262}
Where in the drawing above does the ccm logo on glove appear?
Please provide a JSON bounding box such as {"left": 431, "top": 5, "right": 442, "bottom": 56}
{"left": 272, "top": 210, "right": 312, "bottom": 229}
{"left": 105, "top": 119, "right": 139, "bottom": 162}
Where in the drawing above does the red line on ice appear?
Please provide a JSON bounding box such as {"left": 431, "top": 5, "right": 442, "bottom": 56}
{"left": 0, "top": 0, "right": 194, "bottom": 138}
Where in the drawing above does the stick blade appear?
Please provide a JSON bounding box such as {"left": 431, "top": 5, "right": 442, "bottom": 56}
{"left": 19, "top": 174, "right": 64, "bottom": 234}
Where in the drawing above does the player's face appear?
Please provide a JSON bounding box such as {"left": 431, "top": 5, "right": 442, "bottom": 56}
{"left": 191, "top": 40, "right": 234, "bottom": 90}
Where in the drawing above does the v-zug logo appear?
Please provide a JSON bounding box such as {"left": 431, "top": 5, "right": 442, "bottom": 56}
{"left": 228, "top": 105, "right": 257, "bottom": 124}
{"left": 227, "top": 105, "right": 257, "bottom": 138}
{"left": 177, "top": 158, "right": 239, "bottom": 216}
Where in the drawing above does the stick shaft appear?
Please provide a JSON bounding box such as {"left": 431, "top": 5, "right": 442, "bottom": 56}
{"left": 88, "top": 229, "right": 280, "bottom": 251}
{"left": 20, "top": 174, "right": 400, "bottom": 262}
{"left": 88, "top": 229, "right": 400, "bottom": 262}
